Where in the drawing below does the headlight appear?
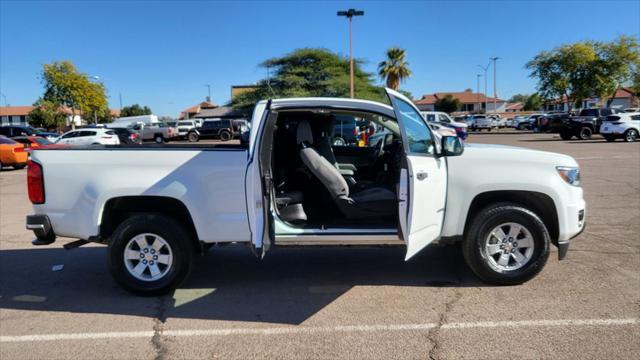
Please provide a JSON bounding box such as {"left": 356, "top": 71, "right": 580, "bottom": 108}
{"left": 556, "top": 166, "right": 581, "bottom": 186}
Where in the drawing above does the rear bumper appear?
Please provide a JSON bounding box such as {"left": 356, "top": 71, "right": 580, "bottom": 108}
{"left": 26, "top": 214, "right": 56, "bottom": 245}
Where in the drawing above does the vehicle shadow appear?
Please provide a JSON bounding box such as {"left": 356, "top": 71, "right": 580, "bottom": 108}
{"left": 0, "top": 244, "right": 486, "bottom": 325}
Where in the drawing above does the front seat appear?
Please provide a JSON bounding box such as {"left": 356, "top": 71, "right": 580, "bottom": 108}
{"left": 297, "top": 120, "right": 396, "bottom": 220}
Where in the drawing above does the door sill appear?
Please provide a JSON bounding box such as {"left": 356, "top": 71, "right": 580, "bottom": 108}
{"left": 275, "top": 233, "right": 402, "bottom": 246}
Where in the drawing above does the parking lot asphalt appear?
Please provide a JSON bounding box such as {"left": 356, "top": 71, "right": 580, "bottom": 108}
{"left": 1, "top": 133, "right": 638, "bottom": 359}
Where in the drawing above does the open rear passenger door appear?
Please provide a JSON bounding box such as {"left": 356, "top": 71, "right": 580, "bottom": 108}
{"left": 386, "top": 89, "right": 448, "bottom": 260}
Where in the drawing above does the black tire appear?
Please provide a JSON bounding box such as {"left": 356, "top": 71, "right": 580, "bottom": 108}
{"left": 578, "top": 126, "right": 592, "bottom": 140}
{"left": 624, "top": 129, "right": 638, "bottom": 142}
{"left": 517, "top": 124, "right": 524, "bottom": 131}
{"left": 603, "top": 135, "right": 616, "bottom": 142}
{"left": 187, "top": 132, "right": 199, "bottom": 142}
{"left": 108, "top": 214, "right": 194, "bottom": 295}
{"left": 219, "top": 130, "right": 232, "bottom": 141}
{"left": 154, "top": 135, "right": 164, "bottom": 144}
{"left": 559, "top": 130, "right": 573, "bottom": 140}
{"left": 462, "top": 203, "right": 550, "bottom": 285}
{"left": 13, "top": 164, "right": 26, "bottom": 170}
{"left": 333, "top": 137, "right": 346, "bottom": 146}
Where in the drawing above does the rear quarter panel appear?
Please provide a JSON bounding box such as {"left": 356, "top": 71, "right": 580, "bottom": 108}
{"left": 31, "top": 148, "right": 250, "bottom": 243}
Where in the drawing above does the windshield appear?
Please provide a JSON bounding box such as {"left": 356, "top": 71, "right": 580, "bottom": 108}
{"left": 33, "top": 137, "right": 52, "bottom": 145}
{"left": 580, "top": 109, "right": 599, "bottom": 117}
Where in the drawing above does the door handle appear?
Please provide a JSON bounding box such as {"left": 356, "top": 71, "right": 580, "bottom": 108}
{"left": 416, "top": 172, "right": 428, "bottom": 181}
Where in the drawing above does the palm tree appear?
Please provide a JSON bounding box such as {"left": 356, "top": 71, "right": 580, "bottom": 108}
{"left": 378, "top": 47, "right": 412, "bottom": 90}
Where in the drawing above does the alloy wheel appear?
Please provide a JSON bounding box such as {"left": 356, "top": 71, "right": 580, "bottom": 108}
{"left": 484, "top": 222, "right": 535, "bottom": 271}
{"left": 123, "top": 233, "right": 173, "bottom": 282}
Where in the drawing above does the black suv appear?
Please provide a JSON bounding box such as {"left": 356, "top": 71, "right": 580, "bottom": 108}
{"left": 558, "top": 108, "right": 624, "bottom": 140}
{"left": 187, "top": 119, "right": 235, "bottom": 142}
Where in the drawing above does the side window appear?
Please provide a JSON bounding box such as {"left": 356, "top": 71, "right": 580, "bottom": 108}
{"left": 438, "top": 114, "right": 450, "bottom": 123}
{"left": 396, "top": 99, "right": 434, "bottom": 155}
{"left": 426, "top": 114, "right": 436, "bottom": 122}
{"left": 630, "top": 115, "right": 640, "bottom": 121}
{"left": 61, "top": 131, "right": 77, "bottom": 139}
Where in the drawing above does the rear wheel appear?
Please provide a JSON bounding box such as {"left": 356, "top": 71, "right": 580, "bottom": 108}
{"left": 219, "top": 130, "right": 232, "bottom": 141}
{"left": 462, "top": 203, "right": 550, "bottom": 285}
{"left": 187, "top": 132, "right": 199, "bottom": 142}
{"left": 154, "top": 135, "right": 164, "bottom": 144}
{"left": 624, "top": 129, "right": 638, "bottom": 142}
{"left": 108, "top": 214, "right": 193, "bottom": 295}
{"left": 578, "top": 126, "right": 592, "bottom": 140}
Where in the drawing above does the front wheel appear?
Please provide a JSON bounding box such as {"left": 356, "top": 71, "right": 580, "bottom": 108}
{"left": 462, "top": 203, "right": 550, "bottom": 285}
{"left": 108, "top": 214, "right": 193, "bottom": 295}
{"left": 624, "top": 129, "right": 638, "bottom": 142}
{"left": 219, "top": 130, "right": 232, "bottom": 141}
{"left": 154, "top": 135, "right": 164, "bottom": 144}
{"left": 559, "top": 130, "right": 573, "bottom": 140}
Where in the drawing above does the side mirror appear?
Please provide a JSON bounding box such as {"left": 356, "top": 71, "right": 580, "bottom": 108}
{"left": 441, "top": 135, "right": 464, "bottom": 157}
{"left": 240, "top": 130, "right": 251, "bottom": 146}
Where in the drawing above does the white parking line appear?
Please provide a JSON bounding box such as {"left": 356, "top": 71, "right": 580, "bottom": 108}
{"left": 0, "top": 318, "right": 636, "bottom": 343}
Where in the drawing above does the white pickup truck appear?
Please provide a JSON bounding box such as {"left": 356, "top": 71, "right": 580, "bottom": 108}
{"left": 25, "top": 89, "right": 586, "bottom": 295}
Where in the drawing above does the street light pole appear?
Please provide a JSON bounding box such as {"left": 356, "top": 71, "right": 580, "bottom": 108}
{"left": 205, "top": 84, "right": 212, "bottom": 103}
{"left": 337, "top": 8, "right": 364, "bottom": 98}
{"left": 476, "top": 74, "right": 482, "bottom": 113}
{"left": 490, "top": 57, "right": 500, "bottom": 115}
{"left": 478, "top": 63, "right": 489, "bottom": 113}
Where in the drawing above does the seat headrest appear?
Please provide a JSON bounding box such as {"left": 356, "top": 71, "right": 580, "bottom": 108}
{"left": 297, "top": 120, "right": 314, "bottom": 144}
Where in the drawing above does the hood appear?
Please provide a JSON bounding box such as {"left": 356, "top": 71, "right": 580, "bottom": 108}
{"left": 464, "top": 143, "right": 578, "bottom": 167}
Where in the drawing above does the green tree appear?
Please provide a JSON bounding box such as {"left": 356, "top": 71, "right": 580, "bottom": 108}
{"left": 120, "top": 104, "right": 152, "bottom": 117}
{"left": 523, "top": 93, "right": 543, "bottom": 111}
{"left": 28, "top": 99, "right": 67, "bottom": 130}
{"left": 594, "top": 36, "right": 640, "bottom": 106}
{"left": 434, "top": 94, "right": 461, "bottom": 113}
{"left": 40, "top": 61, "right": 108, "bottom": 129}
{"left": 377, "top": 47, "right": 412, "bottom": 90}
{"left": 230, "top": 48, "right": 384, "bottom": 113}
{"left": 526, "top": 36, "right": 639, "bottom": 111}
{"left": 508, "top": 94, "right": 529, "bottom": 103}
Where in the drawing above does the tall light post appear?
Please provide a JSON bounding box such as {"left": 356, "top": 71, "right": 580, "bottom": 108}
{"left": 490, "top": 57, "right": 500, "bottom": 115}
{"left": 90, "top": 75, "right": 101, "bottom": 124}
{"left": 476, "top": 74, "right": 482, "bottom": 113}
{"left": 337, "top": 8, "right": 364, "bottom": 98}
{"left": 204, "top": 84, "right": 212, "bottom": 103}
{"left": 478, "top": 63, "right": 489, "bottom": 113}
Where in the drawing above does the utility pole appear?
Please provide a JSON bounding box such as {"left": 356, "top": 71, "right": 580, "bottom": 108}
{"left": 490, "top": 57, "right": 500, "bottom": 115}
{"left": 476, "top": 74, "right": 482, "bottom": 113}
{"left": 119, "top": 93, "right": 123, "bottom": 110}
{"left": 337, "top": 8, "right": 364, "bottom": 98}
{"left": 205, "top": 84, "right": 212, "bottom": 103}
{"left": 478, "top": 63, "right": 489, "bottom": 113}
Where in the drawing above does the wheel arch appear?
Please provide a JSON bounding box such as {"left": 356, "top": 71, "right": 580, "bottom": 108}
{"left": 100, "top": 196, "right": 199, "bottom": 248}
{"left": 463, "top": 190, "right": 559, "bottom": 246}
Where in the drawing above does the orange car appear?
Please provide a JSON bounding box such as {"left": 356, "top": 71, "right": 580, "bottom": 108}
{"left": 0, "top": 135, "right": 28, "bottom": 170}
{"left": 12, "top": 136, "right": 65, "bottom": 152}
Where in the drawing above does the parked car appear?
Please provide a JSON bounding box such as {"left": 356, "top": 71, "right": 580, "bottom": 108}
{"left": 108, "top": 127, "right": 140, "bottom": 144}
{"left": 332, "top": 115, "right": 368, "bottom": 146}
{"left": 129, "top": 123, "right": 176, "bottom": 143}
{"left": 0, "top": 125, "right": 59, "bottom": 142}
{"left": 11, "top": 136, "right": 66, "bottom": 153}
{"left": 511, "top": 115, "right": 528, "bottom": 128}
{"left": 516, "top": 114, "right": 545, "bottom": 130}
{"left": 504, "top": 118, "right": 515, "bottom": 128}
{"left": 421, "top": 111, "right": 468, "bottom": 140}
{"left": 600, "top": 113, "right": 640, "bottom": 142}
{"left": 187, "top": 119, "right": 236, "bottom": 142}
{"left": 0, "top": 135, "right": 28, "bottom": 169}
{"left": 467, "top": 114, "right": 494, "bottom": 131}
{"left": 55, "top": 129, "right": 120, "bottom": 146}
{"left": 176, "top": 120, "right": 197, "bottom": 138}
{"left": 26, "top": 89, "right": 586, "bottom": 295}
{"left": 558, "top": 108, "right": 624, "bottom": 140}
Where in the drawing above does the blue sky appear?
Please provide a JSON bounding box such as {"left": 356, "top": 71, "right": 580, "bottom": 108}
{"left": 1, "top": 0, "right": 639, "bottom": 117}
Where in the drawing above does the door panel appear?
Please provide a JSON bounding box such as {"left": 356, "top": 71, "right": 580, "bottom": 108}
{"left": 386, "top": 88, "right": 447, "bottom": 260}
